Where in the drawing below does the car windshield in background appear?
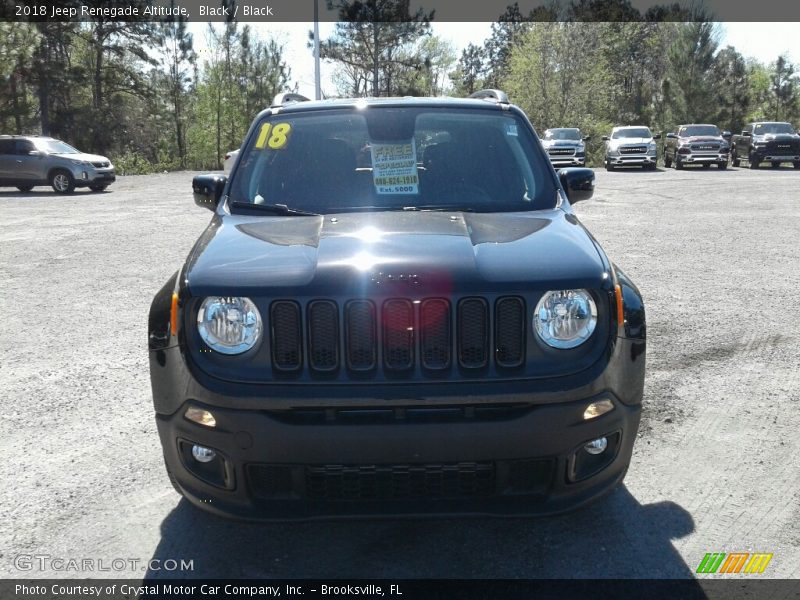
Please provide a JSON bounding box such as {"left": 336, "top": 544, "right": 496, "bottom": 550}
{"left": 613, "top": 128, "right": 652, "bottom": 139}
{"left": 681, "top": 125, "right": 721, "bottom": 137}
{"left": 36, "top": 139, "right": 79, "bottom": 154}
{"left": 229, "top": 107, "right": 556, "bottom": 214}
{"left": 754, "top": 123, "right": 795, "bottom": 135}
{"left": 544, "top": 129, "right": 581, "bottom": 141}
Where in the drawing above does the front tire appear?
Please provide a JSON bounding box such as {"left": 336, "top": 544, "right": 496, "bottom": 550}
{"left": 771, "top": 162, "right": 780, "bottom": 169}
{"left": 605, "top": 160, "right": 615, "bottom": 172}
{"left": 675, "top": 157, "right": 684, "bottom": 170}
{"left": 50, "top": 170, "right": 75, "bottom": 194}
{"left": 717, "top": 162, "right": 728, "bottom": 170}
{"left": 731, "top": 149, "right": 741, "bottom": 167}
{"left": 16, "top": 185, "right": 34, "bottom": 192}
{"left": 749, "top": 152, "right": 759, "bottom": 169}
{"left": 664, "top": 152, "right": 672, "bottom": 168}
{"left": 794, "top": 161, "right": 800, "bottom": 169}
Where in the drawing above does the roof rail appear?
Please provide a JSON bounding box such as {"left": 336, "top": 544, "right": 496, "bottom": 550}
{"left": 468, "top": 89, "right": 509, "bottom": 104}
{"left": 271, "top": 92, "right": 311, "bottom": 108}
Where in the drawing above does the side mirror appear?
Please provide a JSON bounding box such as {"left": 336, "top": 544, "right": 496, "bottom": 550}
{"left": 665, "top": 132, "right": 677, "bottom": 139}
{"left": 652, "top": 133, "right": 661, "bottom": 140}
{"left": 192, "top": 174, "right": 227, "bottom": 211}
{"left": 28, "top": 150, "right": 42, "bottom": 157}
{"left": 722, "top": 131, "right": 732, "bottom": 139}
{"left": 559, "top": 167, "right": 594, "bottom": 205}
{"left": 601, "top": 135, "right": 609, "bottom": 141}
{"left": 742, "top": 131, "right": 751, "bottom": 137}
{"left": 582, "top": 135, "right": 591, "bottom": 141}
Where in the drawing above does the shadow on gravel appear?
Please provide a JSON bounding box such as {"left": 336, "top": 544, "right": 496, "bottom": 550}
{"left": 0, "top": 190, "right": 98, "bottom": 199}
{"left": 146, "top": 485, "right": 698, "bottom": 580}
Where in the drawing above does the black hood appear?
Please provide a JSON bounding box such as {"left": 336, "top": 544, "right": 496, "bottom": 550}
{"left": 185, "top": 209, "right": 608, "bottom": 296}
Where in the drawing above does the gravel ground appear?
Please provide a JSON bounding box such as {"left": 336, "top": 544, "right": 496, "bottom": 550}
{"left": 1, "top": 165, "right": 799, "bottom": 579}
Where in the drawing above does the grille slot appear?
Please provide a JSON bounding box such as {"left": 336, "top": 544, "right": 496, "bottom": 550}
{"left": 495, "top": 297, "right": 525, "bottom": 368}
{"left": 308, "top": 301, "right": 339, "bottom": 372}
{"left": 458, "top": 298, "right": 489, "bottom": 369}
{"left": 270, "top": 301, "right": 302, "bottom": 371}
{"left": 305, "top": 462, "right": 495, "bottom": 501}
{"left": 420, "top": 299, "right": 451, "bottom": 370}
{"left": 345, "top": 300, "right": 377, "bottom": 371}
{"left": 548, "top": 147, "right": 575, "bottom": 155}
{"left": 383, "top": 299, "right": 414, "bottom": 370}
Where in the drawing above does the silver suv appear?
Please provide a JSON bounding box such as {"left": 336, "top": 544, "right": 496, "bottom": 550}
{"left": 0, "top": 135, "right": 115, "bottom": 194}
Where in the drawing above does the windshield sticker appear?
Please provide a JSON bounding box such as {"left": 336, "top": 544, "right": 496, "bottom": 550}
{"left": 370, "top": 140, "right": 419, "bottom": 195}
{"left": 254, "top": 122, "right": 292, "bottom": 150}
{"left": 506, "top": 123, "right": 518, "bottom": 136}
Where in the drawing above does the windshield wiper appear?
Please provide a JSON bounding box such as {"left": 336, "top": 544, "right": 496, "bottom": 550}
{"left": 400, "top": 205, "right": 477, "bottom": 212}
{"left": 230, "top": 202, "right": 320, "bottom": 216}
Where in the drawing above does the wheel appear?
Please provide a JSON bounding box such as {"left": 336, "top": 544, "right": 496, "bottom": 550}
{"left": 664, "top": 152, "right": 672, "bottom": 168}
{"left": 50, "top": 170, "right": 75, "bottom": 194}
{"left": 88, "top": 184, "right": 108, "bottom": 192}
{"left": 16, "top": 185, "right": 34, "bottom": 192}
{"left": 794, "top": 162, "right": 800, "bottom": 169}
{"left": 702, "top": 163, "right": 711, "bottom": 169}
{"left": 717, "top": 162, "right": 727, "bottom": 170}
{"left": 749, "top": 152, "right": 759, "bottom": 169}
{"left": 731, "top": 149, "right": 740, "bottom": 167}
{"left": 605, "top": 160, "right": 614, "bottom": 172}
{"left": 675, "top": 157, "right": 684, "bottom": 170}
{"left": 771, "top": 162, "right": 780, "bottom": 169}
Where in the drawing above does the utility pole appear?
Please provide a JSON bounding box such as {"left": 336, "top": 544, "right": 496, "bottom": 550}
{"left": 313, "top": 0, "right": 321, "bottom": 100}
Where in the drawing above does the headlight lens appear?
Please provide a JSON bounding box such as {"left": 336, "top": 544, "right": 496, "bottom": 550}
{"left": 534, "top": 290, "right": 597, "bottom": 349}
{"left": 647, "top": 142, "right": 657, "bottom": 153}
{"left": 197, "top": 296, "right": 262, "bottom": 354}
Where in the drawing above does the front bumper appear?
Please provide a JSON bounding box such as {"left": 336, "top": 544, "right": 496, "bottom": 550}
{"left": 549, "top": 156, "right": 586, "bottom": 168}
{"left": 678, "top": 152, "right": 728, "bottom": 164}
{"left": 151, "top": 334, "right": 645, "bottom": 520}
{"left": 69, "top": 165, "right": 116, "bottom": 187}
{"left": 606, "top": 154, "right": 656, "bottom": 167}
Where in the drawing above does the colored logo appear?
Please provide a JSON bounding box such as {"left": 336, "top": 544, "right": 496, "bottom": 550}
{"left": 696, "top": 552, "right": 773, "bottom": 574}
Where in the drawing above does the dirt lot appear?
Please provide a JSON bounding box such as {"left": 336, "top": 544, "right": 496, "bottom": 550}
{"left": 1, "top": 165, "right": 799, "bottom": 579}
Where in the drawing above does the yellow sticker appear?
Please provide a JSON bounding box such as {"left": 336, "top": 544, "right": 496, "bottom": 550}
{"left": 254, "top": 122, "right": 292, "bottom": 150}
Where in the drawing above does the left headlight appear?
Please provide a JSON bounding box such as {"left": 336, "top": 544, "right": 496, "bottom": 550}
{"left": 534, "top": 290, "right": 597, "bottom": 349}
{"left": 647, "top": 141, "right": 657, "bottom": 153}
{"left": 197, "top": 296, "right": 263, "bottom": 354}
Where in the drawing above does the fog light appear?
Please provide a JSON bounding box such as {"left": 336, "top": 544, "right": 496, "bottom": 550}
{"left": 82, "top": 171, "right": 88, "bottom": 180}
{"left": 584, "top": 437, "right": 608, "bottom": 455}
{"left": 185, "top": 406, "right": 216, "bottom": 428}
{"left": 583, "top": 399, "right": 614, "bottom": 420}
{"left": 191, "top": 445, "right": 216, "bottom": 463}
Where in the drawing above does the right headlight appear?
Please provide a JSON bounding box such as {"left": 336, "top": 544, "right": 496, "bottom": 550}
{"left": 534, "top": 290, "right": 597, "bottom": 349}
{"left": 197, "top": 296, "right": 262, "bottom": 354}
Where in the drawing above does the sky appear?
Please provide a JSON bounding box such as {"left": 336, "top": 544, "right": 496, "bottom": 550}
{"left": 188, "top": 22, "right": 799, "bottom": 99}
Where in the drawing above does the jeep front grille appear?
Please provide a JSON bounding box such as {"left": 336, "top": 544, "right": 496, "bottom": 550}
{"left": 266, "top": 296, "right": 527, "bottom": 376}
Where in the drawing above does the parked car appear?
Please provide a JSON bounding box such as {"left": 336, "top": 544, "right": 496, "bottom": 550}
{"left": 223, "top": 149, "right": 239, "bottom": 173}
{"left": 0, "top": 135, "right": 115, "bottom": 193}
{"left": 663, "top": 124, "right": 730, "bottom": 170}
{"left": 540, "top": 127, "right": 590, "bottom": 169}
{"left": 730, "top": 122, "right": 800, "bottom": 169}
{"left": 149, "top": 89, "right": 645, "bottom": 520}
{"left": 602, "top": 126, "right": 660, "bottom": 170}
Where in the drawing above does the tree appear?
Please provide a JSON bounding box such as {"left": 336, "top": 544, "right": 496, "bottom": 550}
{"left": 714, "top": 46, "right": 749, "bottom": 134}
{"left": 770, "top": 55, "right": 796, "bottom": 121}
{"left": 319, "top": 0, "right": 433, "bottom": 97}
{"left": 452, "top": 43, "right": 484, "bottom": 95}
{"left": 665, "top": 21, "right": 720, "bottom": 124}
{"left": 159, "top": 3, "right": 196, "bottom": 168}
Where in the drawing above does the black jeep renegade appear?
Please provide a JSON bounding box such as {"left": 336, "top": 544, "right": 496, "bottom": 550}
{"left": 148, "top": 90, "right": 646, "bottom": 519}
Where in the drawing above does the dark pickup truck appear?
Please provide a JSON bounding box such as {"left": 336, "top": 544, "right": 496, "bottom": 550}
{"left": 730, "top": 122, "right": 800, "bottom": 169}
{"left": 663, "top": 124, "right": 730, "bottom": 170}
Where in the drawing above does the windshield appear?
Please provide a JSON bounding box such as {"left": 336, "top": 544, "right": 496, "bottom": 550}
{"left": 229, "top": 107, "right": 556, "bottom": 214}
{"left": 544, "top": 128, "right": 581, "bottom": 141}
{"left": 35, "top": 139, "right": 79, "bottom": 154}
{"left": 753, "top": 123, "right": 795, "bottom": 135}
{"left": 679, "top": 125, "right": 721, "bottom": 137}
{"left": 612, "top": 128, "right": 652, "bottom": 139}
